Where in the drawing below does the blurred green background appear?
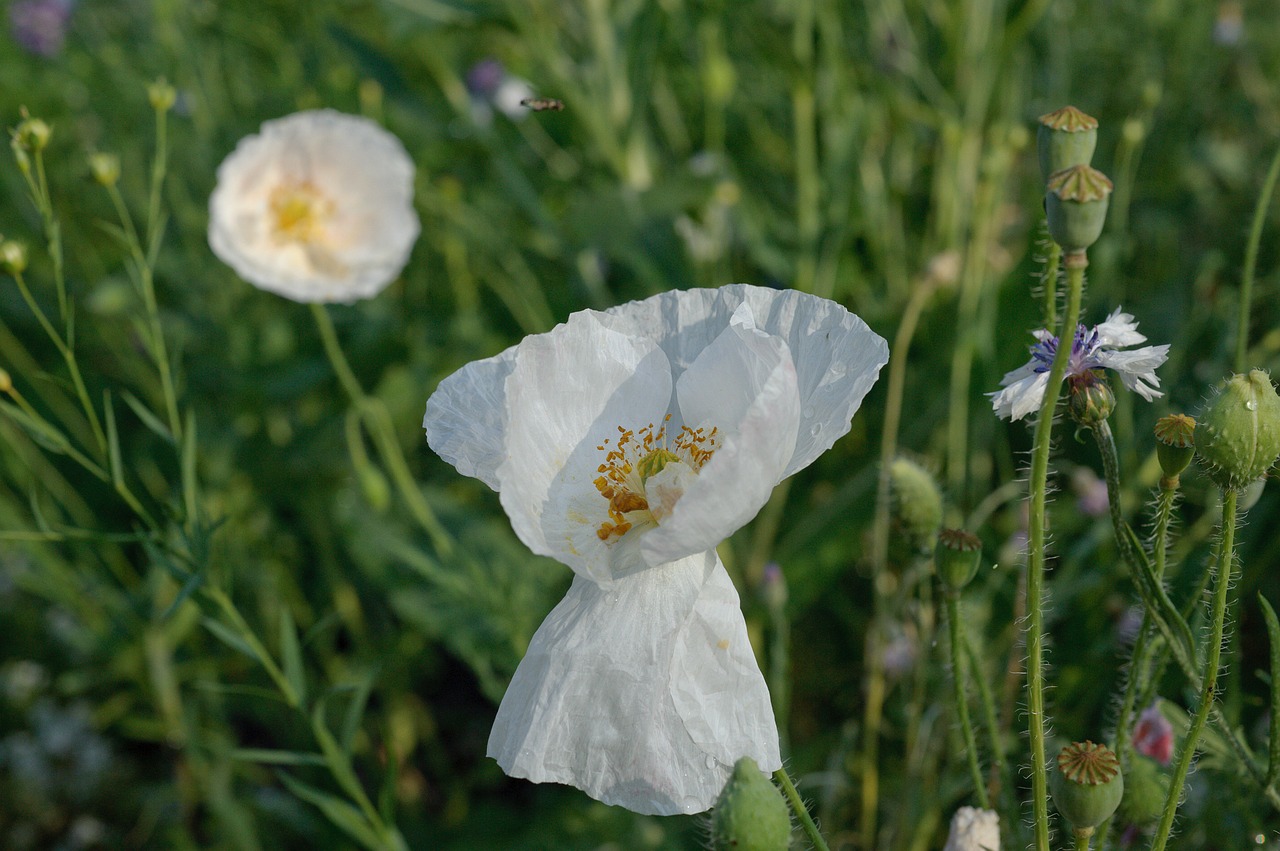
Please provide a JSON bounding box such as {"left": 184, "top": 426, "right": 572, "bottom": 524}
{"left": 2, "top": 0, "right": 1280, "bottom": 848}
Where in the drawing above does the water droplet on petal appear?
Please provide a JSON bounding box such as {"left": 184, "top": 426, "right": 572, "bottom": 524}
{"left": 802, "top": 406, "right": 815, "bottom": 418}
{"left": 705, "top": 754, "right": 717, "bottom": 769}
{"left": 810, "top": 424, "right": 821, "bottom": 436}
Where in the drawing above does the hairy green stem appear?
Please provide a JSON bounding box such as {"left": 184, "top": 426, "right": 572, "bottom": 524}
{"left": 946, "top": 590, "right": 990, "bottom": 808}
{"left": 1042, "top": 238, "right": 1061, "bottom": 331}
{"left": 773, "top": 768, "right": 830, "bottom": 851}
{"left": 1151, "top": 489, "right": 1238, "bottom": 851}
{"left": 1024, "top": 254, "right": 1086, "bottom": 851}
{"left": 1237, "top": 142, "right": 1280, "bottom": 373}
{"left": 963, "top": 631, "right": 1005, "bottom": 807}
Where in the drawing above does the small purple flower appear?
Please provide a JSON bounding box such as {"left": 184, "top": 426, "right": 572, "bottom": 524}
{"left": 1071, "top": 466, "right": 1109, "bottom": 518}
{"left": 9, "top": 0, "right": 73, "bottom": 58}
{"left": 991, "top": 307, "right": 1169, "bottom": 421}
{"left": 465, "top": 58, "right": 506, "bottom": 98}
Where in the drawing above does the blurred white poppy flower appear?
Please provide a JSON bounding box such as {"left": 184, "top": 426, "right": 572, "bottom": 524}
{"left": 209, "top": 109, "right": 420, "bottom": 303}
{"left": 424, "top": 284, "right": 888, "bottom": 814}
{"left": 990, "top": 307, "right": 1169, "bottom": 421}
{"left": 943, "top": 806, "right": 1000, "bottom": 851}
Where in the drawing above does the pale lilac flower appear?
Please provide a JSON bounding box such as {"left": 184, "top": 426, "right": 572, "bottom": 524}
{"left": 1133, "top": 702, "right": 1174, "bottom": 765}
{"left": 209, "top": 110, "right": 420, "bottom": 303}
{"left": 9, "top": 0, "right": 72, "bottom": 58}
{"left": 990, "top": 308, "right": 1169, "bottom": 421}
{"left": 943, "top": 806, "right": 1000, "bottom": 851}
{"left": 465, "top": 57, "right": 534, "bottom": 125}
{"left": 1071, "top": 466, "right": 1109, "bottom": 518}
{"left": 425, "top": 284, "right": 888, "bottom": 814}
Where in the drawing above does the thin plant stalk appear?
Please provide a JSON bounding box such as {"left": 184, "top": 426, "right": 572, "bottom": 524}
{"left": 945, "top": 589, "right": 990, "bottom": 808}
{"left": 773, "top": 768, "right": 830, "bottom": 851}
{"left": 963, "top": 631, "right": 1005, "bottom": 808}
{"left": 1150, "top": 489, "right": 1239, "bottom": 851}
{"left": 309, "top": 303, "right": 454, "bottom": 558}
{"left": 1024, "top": 254, "right": 1087, "bottom": 851}
{"left": 1236, "top": 142, "right": 1280, "bottom": 373}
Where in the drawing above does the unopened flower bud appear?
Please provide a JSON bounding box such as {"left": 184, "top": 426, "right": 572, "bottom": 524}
{"left": 1051, "top": 740, "right": 1124, "bottom": 835}
{"left": 1153, "top": 414, "right": 1196, "bottom": 481}
{"left": 1045, "top": 165, "right": 1113, "bottom": 254}
{"left": 889, "top": 457, "right": 943, "bottom": 561}
{"left": 1194, "top": 369, "right": 1280, "bottom": 491}
{"left": 1037, "top": 106, "right": 1098, "bottom": 183}
{"left": 710, "top": 757, "right": 791, "bottom": 851}
{"left": 1120, "top": 751, "right": 1170, "bottom": 826}
{"left": 1132, "top": 703, "right": 1173, "bottom": 766}
{"left": 936, "top": 529, "right": 982, "bottom": 590}
{"left": 88, "top": 152, "right": 120, "bottom": 187}
{"left": 358, "top": 466, "right": 391, "bottom": 513}
{"left": 13, "top": 117, "right": 51, "bottom": 152}
{"left": 1068, "top": 370, "right": 1115, "bottom": 426}
{"left": 147, "top": 78, "right": 177, "bottom": 112}
{"left": 0, "top": 368, "right": 12, "bottom": 393}
{"left": 0, "top": 241, "right": 28, "bottom": 275}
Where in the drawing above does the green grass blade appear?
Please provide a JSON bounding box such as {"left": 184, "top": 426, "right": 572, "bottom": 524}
{"left": 1259, "top": 594, "right": 1280, "bottom": 787}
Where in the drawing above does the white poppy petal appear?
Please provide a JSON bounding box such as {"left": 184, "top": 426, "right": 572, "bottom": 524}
{"left": 487, "top": 551, "right": 778, "bottom": 815}
{"left": 499, "top": 311, "right": 673, "bottom": 583}
{"left": 209, "top": 110, "right": 419, "bottom": 303}
{"left": 424, "top": 350, "right": 517, "bottom": 492}
{"left": 640, "top": 303, "right": 801, "bottom": 566}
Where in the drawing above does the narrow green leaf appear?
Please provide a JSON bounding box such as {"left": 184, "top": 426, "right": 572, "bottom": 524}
{"left": 160, "top": 565, "right": 206, "bottom": 621}
{"left": 120, "top": 390, "right": 173, "bottom": 442}
{"left": 103, "top": 390, "right": 124, "bottom": 487}
{"left": 277, "top": 772, "right": 384, "bottom": 851}
{"left": 231, "top": 748, "right": 326, "bottom": 767}
{"left": 182, "top": 409, "right": 198, "bottom": 523}
{"left": 1, "top": 400, "right": 72, "bottom": 455}
{"left": 1259, "top": 594, "right": 1280, "bottom": 787}
{"left": 202, "top": 617, "right": 258, "bottom": 660}
{"left": 279, "top": 606, "right": 308, "bottom": 706}
{"left": 340, "top": 674, "right": 375, "bottom": 755}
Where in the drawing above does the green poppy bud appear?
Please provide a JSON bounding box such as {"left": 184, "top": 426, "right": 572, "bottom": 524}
{"left": 13, "top": 117, "right": 51, "bottom": 152}
{"left": 889, "top": 457, "right": 943, "bottom": 562}
{"left": 1193, "top": 370, "right": 1280, "bottom": 492}
{"left": 1045, "top": 165, "right": 1113, "bottom": 255}
{"left": 1068, "top": 370, "right": 1115, "bottom": 426}
{"left": 1119, "top": 754, "right": 1170, "bottom": 826}
{"left": 0, "top": 241, "right": 28, "bottom": 276}
{"left": 710, "top": 757, "right": 791, "bottom": 851}
{"left": 936, "top": 528, "right": 982, "bottom": 591}
{"left": 88, "top": 152, "right": 121, "bottom": 187}
{"left": 1153, "top": 414, "right": 1196, "bottom": 482}
{"left": 147, "top": 78, "right": 177, "bottom": 112}
{"left": 358, "top": 466, "right": 391, "bottom": 513}
{"left": 1037, "top": 105, "right": 1098, "bottom": 182}
{"left": 1051, "top": 741, "right": 1124, "bottom": 835}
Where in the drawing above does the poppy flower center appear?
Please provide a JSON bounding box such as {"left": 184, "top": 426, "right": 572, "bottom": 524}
{"left": 593, "top": 416, "right": 718, "bottom": 541}
{"left": 269, "top": 181, "right": 334, "bottom": 244}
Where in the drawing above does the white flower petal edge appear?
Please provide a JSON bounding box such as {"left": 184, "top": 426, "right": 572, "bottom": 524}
{"left": 487, "top": 551, "right": 779, "bottom": 815}
{"left": 942, "top": 806, "right": 1000, "bottom": 851}
{"left": 209, "top": 109, "right": 420, "bottom": 304}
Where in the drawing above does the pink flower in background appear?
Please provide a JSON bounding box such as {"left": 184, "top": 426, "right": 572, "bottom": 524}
{"left": 1133, "top": 703, "right": 1174, "bottom": 765}
{"left": 9, "top": 0, "right": 73, "bottom": 58}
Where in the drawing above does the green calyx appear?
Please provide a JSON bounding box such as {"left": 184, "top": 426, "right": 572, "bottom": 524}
{"left": 710, "top": 757, "right": 791, "bottom": 851}
{"left": 1193, "top": 369, "right": 1280, "bottom": 492}
{"left": 1154, "top": 413, "right": 1196, "bottom": 481}
{"left": 1068, "top": 370, "right": 1115, "bottom": 426}
{"left": 1045, "top": 165, "right": 1113, "bottom": 253}
{"left": 1037, "top": 105, "right": 1099, "bottom": 182}
{"left": 936, "top": 528, "right": 982, "bottom": 590}
{"left": 888, "top": 457, "right": 943, "bottom": 561}
{"left": 1051, "top": 741, "right": 1124, "bottom": 831}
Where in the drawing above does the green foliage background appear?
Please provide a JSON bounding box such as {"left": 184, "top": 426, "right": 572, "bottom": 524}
{"left": 2, "top": 0, "right": 1280, "bottom": 848}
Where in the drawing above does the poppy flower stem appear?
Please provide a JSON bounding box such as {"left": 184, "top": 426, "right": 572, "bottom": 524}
{"left": 772, "top": 767, "right": 830, "bottom": 851}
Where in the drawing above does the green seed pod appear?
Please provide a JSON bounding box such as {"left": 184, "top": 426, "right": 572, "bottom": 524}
{"left": 1068, "top": 370, "right": 1115, "bottom": 426}
{"left": 889, "top": 457, "right": 943, "bottom": 561}
{"left": 1045, "top": 165, "right": 1113, "bottom": 254}
{"left": 710, "top": 757, "right": 791, "bottom": 851}
{"left": 1037, "top": 106, "right": 1099, "bottom": 183}
{"left": 88, "top": 152, "right": 121, "bottom": 187}
{"left": 936, "top": 528, "right": 982, "bottom": 591}
{"left": 1154, "top": 414, "right": 1196, "bottom": 481}
{"left": 1050, "top": 741, "right": 1124, "bottom": 832}
{"left": 13, "top": 117, "right": 51, "bottom": 152}
{"left": 1119, "top": 755, "right": 1170, "bottom": 826}
{"left": 1193, "top": 369, "right": 1280, "bottom": 491}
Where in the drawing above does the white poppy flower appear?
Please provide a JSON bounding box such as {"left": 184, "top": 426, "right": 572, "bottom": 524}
{"left": 209, "top": 110, "right": 420, "bottom": 303}
{"left": 424, "top": 284, "right": 888, "bottom": 814}
{"left": 990, "top": 307, "right": 1170, "bottom": 421}
{"left": 943, "top": 806, "right": 1000, "bottom": 851}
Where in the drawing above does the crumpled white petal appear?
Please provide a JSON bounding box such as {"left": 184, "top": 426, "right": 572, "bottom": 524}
{"left": 1094, "top": 307, "right": 1147, "bottom": 347}
{"left": 209, "top": 109, "right": 420, "bottom": 303}
{"left": 990, "top": 371, "right": 1050, "bottom": 421}
{"left": 487, "top": 551, "right": 780, "bottom": 815}
{"left": 943, "top": 806, "right": 1000, "bottom": 851}
{"left": 1095, "top": 344, "right": 1171, "bottom": 400}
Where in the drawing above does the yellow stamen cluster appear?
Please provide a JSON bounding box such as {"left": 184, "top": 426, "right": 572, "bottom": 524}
{"left": 593, "top": 415, "right": 719, "bottom": 541}
{"left": 269, "top": 181, "right": 334, "bottom": 244}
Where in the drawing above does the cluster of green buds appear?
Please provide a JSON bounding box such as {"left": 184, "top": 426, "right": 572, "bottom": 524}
{"left": 1050, "top": 740, "right": 1124, "bottom": 841}
{"left": 888, "top": 457, "right": 943, "bottom": 563}
{"left": 9, "top": 113, "right": 51, "bottom": 176}
{"left": 1193, "top": 369, "right": 1280, "bottom": 491}
{"left": 1037, "top": 106, "right": 1112, "bottom": 262}
{"left": 709, "top": 757, "right": 791, "bottom": 850}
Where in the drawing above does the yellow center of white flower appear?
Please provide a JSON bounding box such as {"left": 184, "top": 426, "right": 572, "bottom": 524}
{"left": 593, "top": 416, "right": 718, "bottom": 541}
{"left": 269, "top": 181, "right": 334, "bottom": 244}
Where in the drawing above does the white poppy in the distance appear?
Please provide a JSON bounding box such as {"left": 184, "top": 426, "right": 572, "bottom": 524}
{"left": 209, "top": 110, "right": 420, "bottom": 303}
